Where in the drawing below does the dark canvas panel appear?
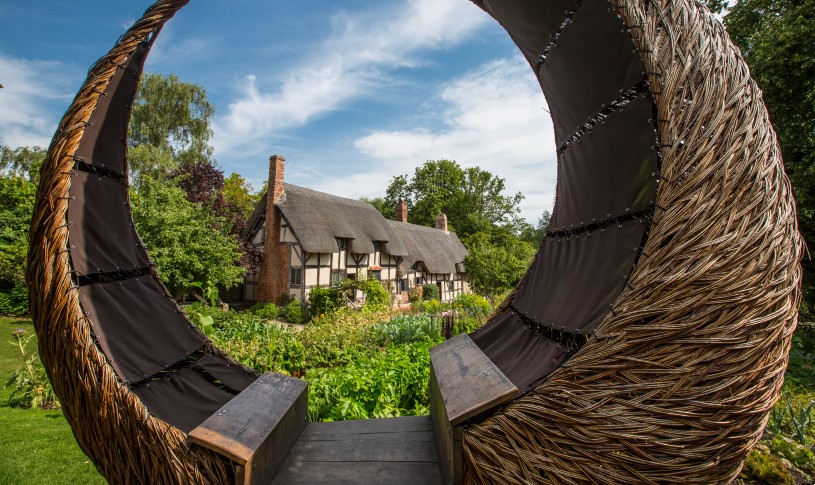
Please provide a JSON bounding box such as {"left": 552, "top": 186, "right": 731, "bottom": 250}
{"left": 192, "top": 355, "right": 257, "bottom": 394}
{"left": 75, "top": 43, "right": 149, "bottom": 176}
{"left": 132, "top": 367, "right": 234, "bottom": 434}
{"left": 538, "top": 0, "right": 644, "bottom": 145}
{"left": 551, "top": 95, "right": 657, "bottom": 229}
{"left": 68, "top": 171, "right": 150, "bottom": 275}
{"left": 470, "top": 311, "right": 571, "bottom": 392}
{"left": 79, "top": 277, "right": 206, "bottom": 383}
{"left": 475, "top": 0, "right": 579, "bottom": 67}
{"left": 511, "top": 219, "right": 645, "bottom": 334}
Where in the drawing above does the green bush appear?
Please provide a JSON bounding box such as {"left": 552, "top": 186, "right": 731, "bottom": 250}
{"left": 308, "top": 287, "right": 344, "bottom": 317}
{"left": 422, "top": 283, "right": 439, "bottom": 301}
{"left": 361, "top": 278, "right": 390, "bottom": 311}
{"left": 421, "top": 299, "right": 440, "bottom": 314}
{"left": 740, "top": 449, "right": 795, "bottom": 485}
{"left": 284, "top": 300, "right": 305, "bottom": 324}
{"left": 0, "top": 283, "right": 29, "bottom": 316}
{"left": 453, "top": 293, "right": 491, "bottom": 316}
{"left": 251, "top": 302, "right": 280, "bottom": 320}
{"left": 5, "top": 329, "right": 58, "bottom": 409}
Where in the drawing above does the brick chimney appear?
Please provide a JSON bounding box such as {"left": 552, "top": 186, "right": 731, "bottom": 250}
{"left": 269, "top": 154, "right": 285, "bottom": 204}
{"left": 396, "top": 199, "right": 408, "bottom": 223}
{"left": 435, "top": 213, "right": 448, "bottom": 233}
{"left": 257, "top": 154, "right": 289, "bottom": 304}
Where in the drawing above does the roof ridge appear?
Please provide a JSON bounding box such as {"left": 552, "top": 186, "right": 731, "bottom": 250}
{"left": 282, "top": 183, "right": 377, "bottom": 210}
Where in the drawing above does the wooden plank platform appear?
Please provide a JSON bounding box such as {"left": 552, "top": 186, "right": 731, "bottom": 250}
{"left": 272, "top": 416, "right": 442, "bottom": 484}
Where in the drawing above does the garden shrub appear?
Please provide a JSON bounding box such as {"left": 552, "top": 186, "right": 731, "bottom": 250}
{"left": 0, "top": 282, "right": 29, "bottom": 316}
{"left": 422, "top": 283, "right": 439, "bottom": 301}
{"left": 421, "top": 299, "right": 440, "bottom": 314}
{"left": 361, "top": 278, "right": 390, "bottom": 311}
{"left": 308, "top": 287, "right": 344, "bottom": 317}
{"left": 251, "top": 302, "right": 280, "bottom": 320}
{"left": 453, "top": 293, "right": 491, "bottom": 316}
{"left": 284, "top": 300, "right": 305, "bottom": 324}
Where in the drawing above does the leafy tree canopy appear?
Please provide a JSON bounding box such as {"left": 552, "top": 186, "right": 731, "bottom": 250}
{"left": 384, "top": 160, "right": 524, "bottom": 239}
{"left": 0, "top": 145, "right": 46, "bottom": 183}
{"left": 131, "top": 177, "right": 245, "bottom": 297}
{"left": 723, "top": 0, "right": 815, "bottom": 315}
{"left": 129, "top": 73, "right": 215, "bottom": 184}
{"left": 462, "top": 231, "right": 536, "bottom": 305}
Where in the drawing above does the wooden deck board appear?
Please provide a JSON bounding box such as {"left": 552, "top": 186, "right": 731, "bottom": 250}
{"left": 272, "top": 417, "right": 442, "bottom": 484}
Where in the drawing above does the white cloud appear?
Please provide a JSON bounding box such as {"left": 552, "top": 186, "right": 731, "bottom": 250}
{"left": 211, "top": 0, "right": 490, "bottom": 157}
{"left": 0, "top": 53, "right": 76, "bottom": 148}
{"left": 344, "top": 56, "right": 557, "bottom": 221}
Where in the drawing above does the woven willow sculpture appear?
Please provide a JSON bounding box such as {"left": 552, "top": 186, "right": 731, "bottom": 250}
{"left": 27, "top": 0, "right": 800, "bottom": 483}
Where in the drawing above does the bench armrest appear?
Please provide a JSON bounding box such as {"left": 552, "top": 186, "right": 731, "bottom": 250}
{"left": 188, "top": 372, "right": 308, "bottom": 484}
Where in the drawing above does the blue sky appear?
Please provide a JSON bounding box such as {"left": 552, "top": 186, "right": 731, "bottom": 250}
{"left": 0, "top": 0, "right": 557, "bottom": 222}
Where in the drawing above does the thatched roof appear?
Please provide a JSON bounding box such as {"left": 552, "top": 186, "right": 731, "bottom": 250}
{"left": 386, "top": 220, "right": 468, "bottom": 274}
{"left": 244, "top": 184, "right": 468, "bottom": 274}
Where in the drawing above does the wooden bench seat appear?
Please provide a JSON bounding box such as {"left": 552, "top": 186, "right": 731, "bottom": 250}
{"left": 188, "top": 372, "right": 308, "bottom": 484}
{"left": 429, "top": 334, "right": 520, "bottom": 484}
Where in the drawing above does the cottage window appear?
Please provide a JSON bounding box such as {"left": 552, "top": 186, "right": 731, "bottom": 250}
{"left": 373, "top": 241, "right": 382, "bottom": 251}
{"left": 289, "top": 267, "right": 302, "bottom": 286}
{"left": 399, "top": 278, "right": 409, "bottom": 292}
{"left": 370, "top": 270, "right": 382, "bottom": 281}
{"left": 415, "top": 276, "right": 424, "bottom": 285}
{"left": 336, "top": 238, "right": 347, "bottom": 250}
{"left": 331, "top": 270, "right": 344, "bottom": 286}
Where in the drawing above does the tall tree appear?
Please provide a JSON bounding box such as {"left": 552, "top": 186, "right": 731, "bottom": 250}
{"left": 131, "top": 177, "right": 245, "bottom": 297}
{"left": 0, "top": 145, "right": 46, "bottom": 183}
{"left": 463, "top": 231, "right": 536, "bottom": 305}
{"left": 723, "top": 0, "right": 815, "bottom": 316}
{"left": 384, "top": 160, "right": 524, "bottom": 238}
{"left": 129, "top": 73, "right": 215, "bottom": 185}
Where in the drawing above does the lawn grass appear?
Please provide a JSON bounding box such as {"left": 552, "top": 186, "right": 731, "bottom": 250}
{"left": 0, "top": 317, "right": 104, "bottom": 484}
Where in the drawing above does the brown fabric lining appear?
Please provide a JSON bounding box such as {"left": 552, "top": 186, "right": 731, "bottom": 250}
{"left": 478, "top": 0, "right": 579, "bottom": 68}
{"left": 511, "top": 219, "right": 645, "bottom": 334}
{"left": 192, "top": 355, "right": 257, "bottom": 395}
{"left": 74, "top": 43, "right": 149, "bottom": 176}
{"left": 78, "top": 277, "right": 205, "bottom": 383}
{"left": 132, "top": 367, "right": 234, "bottom": 434}
{"left": 552, "top": 94, "right": 658, "bottom": 229}
{"left": 68, "top": 171, "right": 150, "bottom": 275}
{"left": 470, "top": 311, "right": 571, "bottom": 392}
{"left": 538, "top": 0, "right": 644, "bottom": 145}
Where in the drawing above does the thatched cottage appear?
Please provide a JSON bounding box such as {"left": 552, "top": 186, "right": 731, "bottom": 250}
{"left": 241, "top": 155, "right": 469, "bottom": 306}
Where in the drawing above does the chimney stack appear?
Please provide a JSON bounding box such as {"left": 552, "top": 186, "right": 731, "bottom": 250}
{"left": 269, "top": 154, "right": 285, "bottom": 203}
{"left": 396, "top": 199, "right": 408, "bottom": 223}
{"left": 257, "top": 154, "right": 289, "bottom": 304}
{"left": 435, "top": 213, "right": 448, "bottom": 233}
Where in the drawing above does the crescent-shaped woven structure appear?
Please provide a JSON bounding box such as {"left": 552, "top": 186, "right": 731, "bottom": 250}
{"left": 26, "top": 0, "right": 801, "bottom": 483}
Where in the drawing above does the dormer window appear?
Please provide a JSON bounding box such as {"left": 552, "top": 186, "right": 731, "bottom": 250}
{"left": 373, "top": 241, "right": 382, "bottom": 252}
{"left": 336, "top": 238, "right": 347, "bottom": 250}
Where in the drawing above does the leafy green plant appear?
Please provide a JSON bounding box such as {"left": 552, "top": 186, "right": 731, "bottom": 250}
{"left": 769, "top": 435, "right": 815, "bottom": 473}
{"left": 361, "top": 278, "right": 390, "bottom": 311}
{"left": 307, "top": 340, "right": 436, "bottom": 422}
{"left": 308, "top": 287, "right": 344, "bottom": 317}
{"left": 370, "top": 315, "right": 440, "bottom": 345}
{"left": 786, "top": 392, "right": 815, "bottom": 446}
{"left": 422, "top": 283, "right": 439, "bottom": 301}
{"left": 284, "top": 300, "right": 305, "bottom": 324}
{"left": 4, "top": 328, "right": 58, "bottom": 409}
{"left": 453, "top": 293, "right": 491, "bottom": 316}
{"left": 251, "top": 302, "right": 280, "bottom": 320}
